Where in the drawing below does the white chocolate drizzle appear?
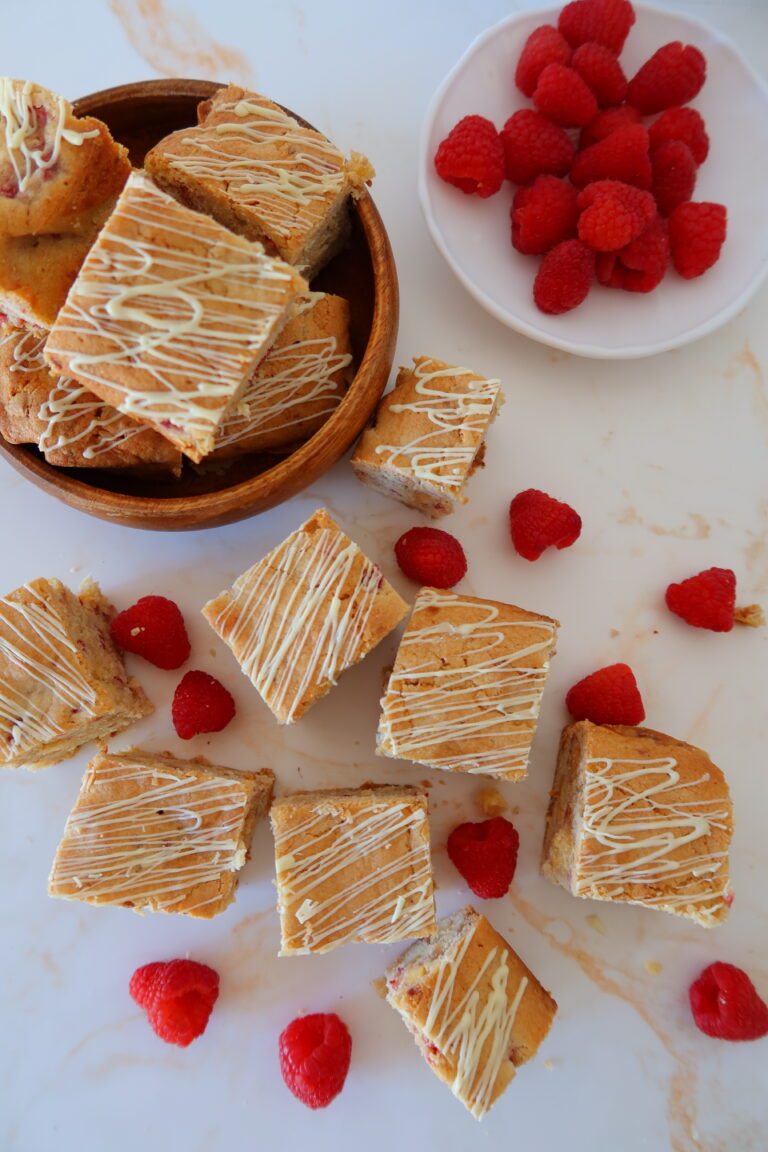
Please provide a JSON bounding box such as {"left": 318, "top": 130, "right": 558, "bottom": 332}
{"left": 379, "top": 588, "right": 556, "bottom": 777}
{"left": 0, "top": 78, "right": 98, "bottom": 194}
{"left": 372, "top": 360, "right": 501, "bottom": 491}
{"left": 273, "top": 795, "right": 434, "bottom": 952}
{"left": 576, "top": 754, "right": 731, "bottom": 921}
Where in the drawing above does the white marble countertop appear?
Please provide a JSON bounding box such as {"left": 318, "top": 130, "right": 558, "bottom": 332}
{"left": 0, "top": 2, "right": 766, "bottom": 1150}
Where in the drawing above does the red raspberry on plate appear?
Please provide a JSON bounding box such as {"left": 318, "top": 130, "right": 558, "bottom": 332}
{"left": 394, "top": 526, "right": 467, "bottom": 589}
{"left": 515, "top": 24, "right": 572, "bottom": 97}
{"left": 509, "top": 488, "right": 582, "bottom": 560}
{"left": 689, "top": 962, "right": 768, "bottom": 1041}
{"left": 665, "top": 566, "right": 736, "bottom": 631}
{"left": 668, "top": 201, "right": 727, "bottom": 278}
{"left": 533, "top": 238, "right": 595, "bottom": 314}
{"left": 279, "top": 1013, "right": 352, "bottom": 1109}
{"left": 570, "top": 123, "right": 651, "bottom": 189}
{"left": 648, "top": 106, "right": 709, "bottom": 166}
{"left": 572, "top": 43, "right": 627, "bottom": 107}
{"left": 110, "top": 595, "right": 191, "bottom": 670}
{"left": 511, "top": 175, "right": 579, "bottom": 255}
{"left": 434, "top": 115, "right": 505, "bottom": 198}
{"left": 447, "top": 816, "right": 520, "bottom": 899}
{"left": 500, "top": 109, "right": 575, "bottom": 184}
{"left": 598, "top": 213, "right": 670, "bottom": 292}
{"left": 579, "top": 103, "right": 641, "bottom": 150}
{"left": 651, "top": 140, "right": 697, "bottom": 216}
{"left": 566, "top": 662, "right": 645, "bottom": 725}
{"left": 130, "top": 959, "right": 219, "bottom": 1047}
{"left": 558, "top": 0, "right": 635, "bottom": 54}
{"left": 533, "top": 63, "right": 598, "bottom": 128}
{"left": 627, "top": 42, "right": 707, "bottom": 115}
{"left": 577, "top": 180, "right": 656, "bottom": 251}
{"left": 172, "top": 670, "right": 236, "bottom": 738}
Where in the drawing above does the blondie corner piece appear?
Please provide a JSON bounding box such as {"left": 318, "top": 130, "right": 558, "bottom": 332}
{"left": 385, "top": 906, "right": 557, "bottom": 1120}
{"left": 377, "top": 587, "right": 558, "bottom": 780}
{"left": 542, "top": 721, "right": 733, "bottom": 927}
{"left": 270, "top": 784, "right": 436, "bottom": 954}
{"left": 48, "top": 748, "right": 274, "bottom": 917}
{"left": 44, "top": 171, "right": 307, "bottom": 462}
{"left": 203, "top": 508, "right": 409, "bottom": 724}
{"left": 0, "top": 577, "right": 152, "bottom": 770}
{"left": 351, "top": 356, "right": 503, "bottom": 517}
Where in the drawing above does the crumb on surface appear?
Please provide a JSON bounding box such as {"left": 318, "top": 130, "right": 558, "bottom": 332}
{"left": 543, "top": 1059, "right": 555, "bottom": 1070}
{"left": 645, "top": 960, "right": 663, "bottom": 975}
{"left": 476, "top": 786, "right": 507, "bottom": 817}
{"left": 610, "top": 628, "right": 620, "bottom": 638}
{"left": 371, "top": 976, "right": 388, "bottom": 1000}
{"left": 586, "top": 913, "right": 608, "bottom": 936}
{"left": 735, "top": 603, "right": 765, "bottom": 628}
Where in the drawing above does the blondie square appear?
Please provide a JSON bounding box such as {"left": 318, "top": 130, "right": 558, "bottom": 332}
{"left": 0, "top": 322, "right": 182, "bottom": 471}
{"left": 44, "top": 171, "right": 307, "bottom": 462}
{"left": 270, "top": 783, "right": 436, "bottom": 954}
{"left": 144, "top": 85, "right": 374, "bottom": 278}
{"left": 0, "top": 577, "right": 152, "bottom": 770}
{"left": 211, "top": 291, "right": 351, "bottom": 458}
{"left": 351, "top": 357, "right": 503, "bottom": 517}
{"left": 385, "top": 907, "right": 557, "bottom": 1119}
{"left": 48, "top": 748, "right": 274, "bottom": 917}
{"left": 377, "top": 588, "right": 558, "bottom": 780}
{"left": 541, "top": 721, "right": 733, "bottom": 927}
{"left": 202, "top": 508, "right": 409, "bottom": 724}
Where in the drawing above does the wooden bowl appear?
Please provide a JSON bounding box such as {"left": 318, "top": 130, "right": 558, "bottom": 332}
{"left": 0, "top": 79, "right": 399, "bottom": 530}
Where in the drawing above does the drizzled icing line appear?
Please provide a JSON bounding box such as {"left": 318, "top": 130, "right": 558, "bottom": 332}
{"left": 50, "top": 757, "right": 254, "bottom": 912}
{"left": 379, "top": 588, "right": 557, "bottom": 777}
{"left": 0, "top": 79, "right": 98, "bottom": 195}
{"left": 372, "top": 360, "right": 501, "bottom": 490}
{"left": 577, "top": 754, "right": 731, "bottom": 919}
{"left": 273, "top": 796, "right": 434, "bottom": 952}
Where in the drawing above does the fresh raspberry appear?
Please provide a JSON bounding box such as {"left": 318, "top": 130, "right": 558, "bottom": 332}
{"left": 447, "top": 816, "right": 520, "bottom": 899}
{"left": 572, "top": 43, "right": 627, "bottom": 107}
{"left": 648, "top": 106, "right": 709, "bottom": 165}
{"left": 627, "top": 42, "right": 707, "bottom": 115}
{"left": 597, "top": 214, "right": 670, "bottom": 292}
{"left": 434, "top": 115, "right": 505, "bottom": 198}
{"left": 279, "top": 1013, "right": 352, "bottom": 1109}
{"left": 172, "top": 670, "right": 236, "bottom": 739}
{"left": 394, "top": 526, "right": 467, "bottom": 589}
{"left": 651, "top": 140, "right": 697, "bottom": 216}
{"left": 110, "top": 595, "right": 191, "bottom": 670}
{"left": 509, "top": 488, "right": 582, "bottom": 560}
{"left": 558, "top": 0, "right": 635, "bottom": 54}
{"left": 668, "top": 201, "right": 727, "bottom": 278}
{"left": 533, "top": 238, "right": 595, "bottom": 314}
{"left": 570, "top": 123, "right": 651, "bottom": 189}
{"left": 511, "top": 175, "right": 579, "bottom": 255}
{"left": 577, "top": 180, "right": 656, "bottom": 251}
{"left": 689, "top": 963, "right": 768, "bottom": 1042}
{"left": 500, "top": 110, "right": 575, "bottom": 184}
{"left": 130, "top": 959, "right": 219, "bottom": 1047}
{"left": 665, "top": 566, "right": 736, "bottom": 631}
{"left": 516, "top": 25, "right": 572, "bottom": 97}
{"left": 533, "top": 63, "right": 598, "bottom": 128}
{"left": 579, "top": 103, "right": 642, "bottom": 150}
{"left": 566, "top": 663, "right": 645, "bottom": 725}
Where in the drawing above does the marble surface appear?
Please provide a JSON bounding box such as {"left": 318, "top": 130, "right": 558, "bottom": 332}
{"left": 0, "top": 2, "right": 766, "bottom": 1150}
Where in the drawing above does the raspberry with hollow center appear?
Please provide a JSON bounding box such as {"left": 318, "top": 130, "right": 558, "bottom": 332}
{"left": 434, "top": 115, "right": 505, "bottom": 198}
{"left": 512, "top": 175, "right": 579, "bottom": 255}
{"left": 665, "top": 566, "right": 736, "bottom": 631}
{"left": 501, "top": 109, "right": 575, "bottom": 185}
{"left": 130, "top": 958, "right": 219, "bottom": 1047}
{"left": 689, "top": 962, "right": 768, "bottom": 1041}
{"left": 533, "top": 238, "right": 595, "bottom": 314}
{"left": 172, "top": 670, "right": 236, "bottom": 738}
{"left": 110, "top": 595, "right": 190, "bottom": 670}
{"left": 577, "top": 180, "right": 656, "bottom": 252}
{"left": 627, "top": 41, "right": 707, "bottom": 115}
{"left": 515, "top": 24, "right": 573, "bottom": 97}
{"left": 668, "top": 201, "right": 727, "bottom": 279}
{"left": 558, "top": 0, "right": 635, "bottom": 54}
{"left": 447, "top": 816, "right": 520, "bottom": 899}
{"left": 509, "top": 488, "right": 582, "bottom": 560}
{"left": 279, "top": 1013, "right": 352, "bottom": 1109}
{"left": 566, "top": 663, "right": 645, "bottom": 725}
{"left": 395, "top": 526, "right": 467, "bottom": 589}
{"left": 533, "top": 63, "right": 598, "bottom": 128}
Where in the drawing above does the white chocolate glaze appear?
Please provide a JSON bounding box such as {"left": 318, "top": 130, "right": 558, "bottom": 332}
{"left": 0, "top": 78, "right": 98, "bottom": 194}
{"left": 379, "top": 588, "right": 557, "bottom": 777}
{"left": 273, "top": 794, "right": 434, "bottom": 952}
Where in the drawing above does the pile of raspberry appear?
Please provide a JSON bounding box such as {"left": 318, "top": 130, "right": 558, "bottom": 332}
{"left": 434, "top": 0, "right": 727, "bottom": 314}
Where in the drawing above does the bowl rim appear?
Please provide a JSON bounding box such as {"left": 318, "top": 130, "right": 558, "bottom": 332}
{"left": 418, "top": 1, "right": 768, "bottom": 360}
{"left": 0, "top": 79, "right": 398, "bottom": 528}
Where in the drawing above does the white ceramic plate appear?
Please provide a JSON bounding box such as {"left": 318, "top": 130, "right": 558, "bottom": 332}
{"left": 419, "top": 3, "right": 768, "bottom": 358}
